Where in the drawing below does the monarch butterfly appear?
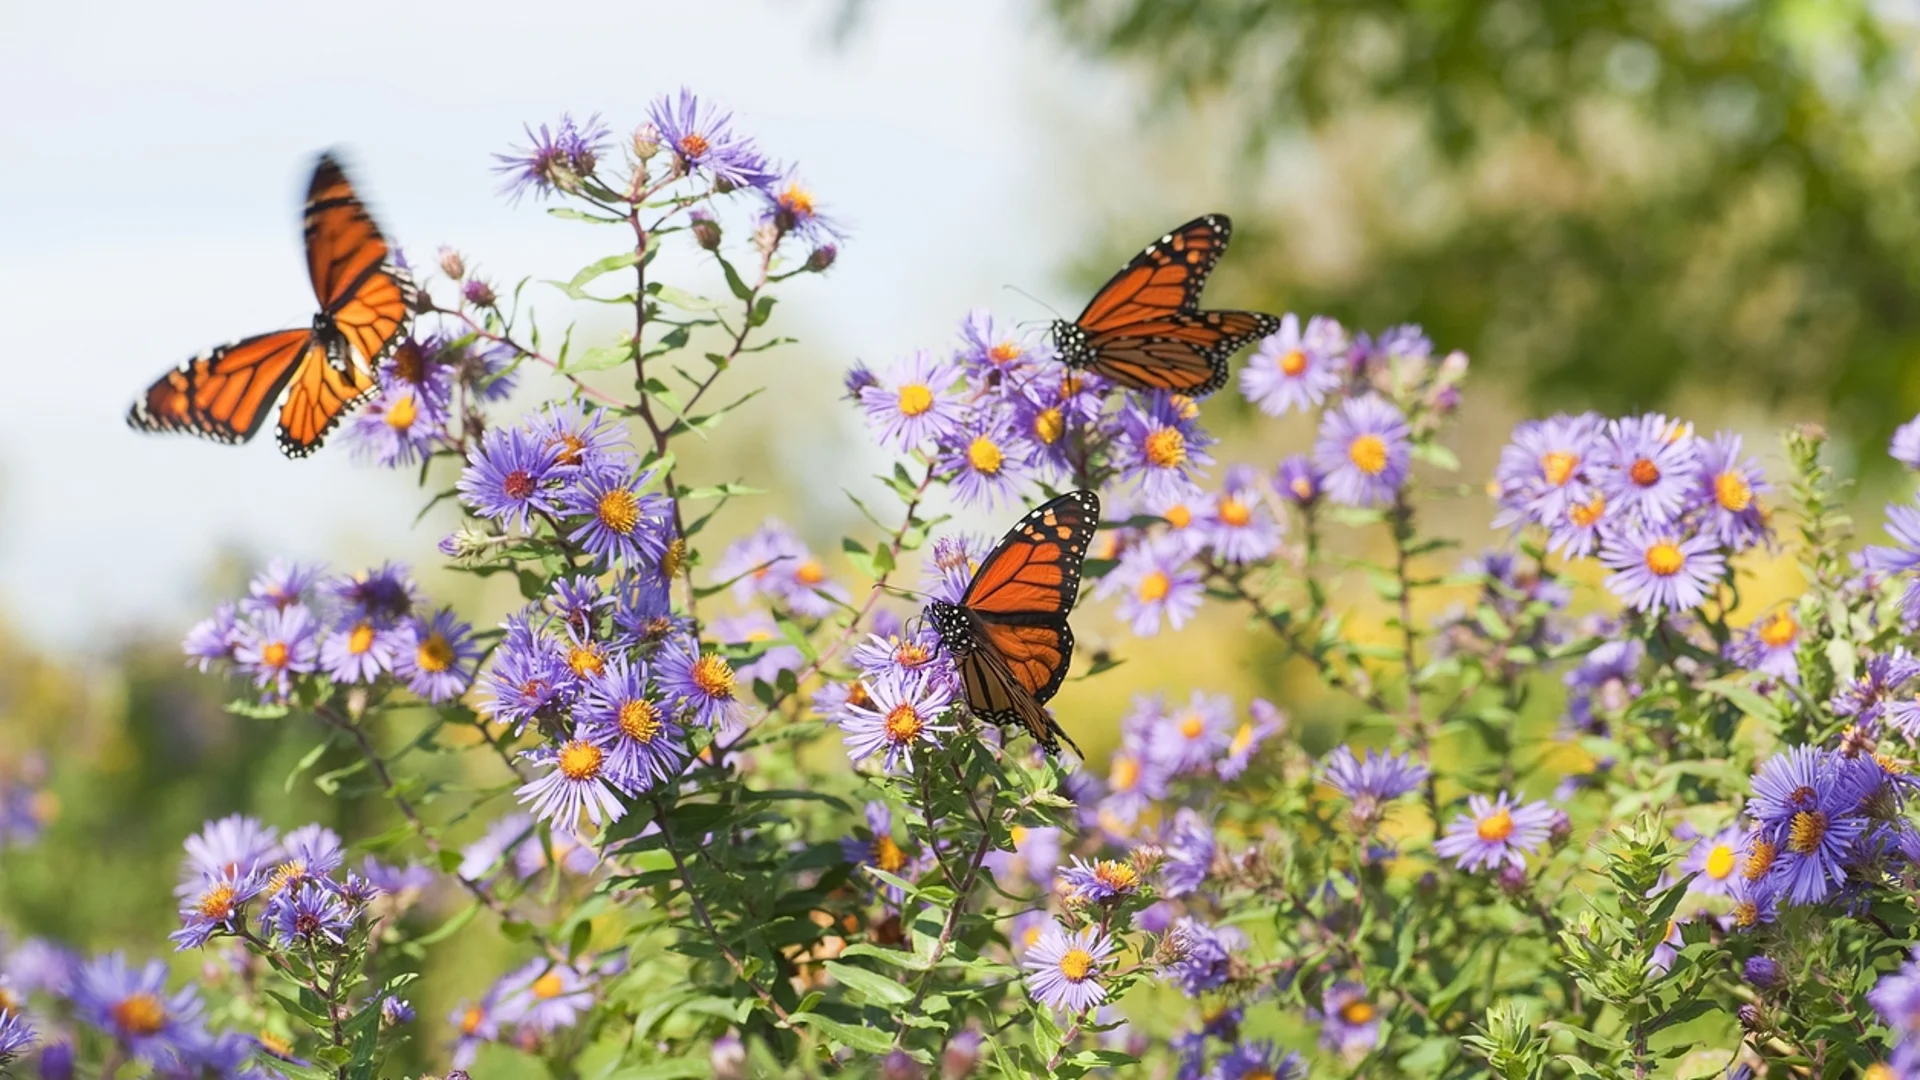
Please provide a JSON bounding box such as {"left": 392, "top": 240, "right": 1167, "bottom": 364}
{"left": 925, "top": 490, "right": 1100, "bottom": 757}
{"left": 127, "top": 153, "right": 414, "bottom": 457}
{"left": 1050, "top": 214, "right": 1279, "bottom": 397}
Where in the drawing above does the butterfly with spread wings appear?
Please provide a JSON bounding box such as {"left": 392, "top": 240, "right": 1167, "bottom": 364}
{"left": 1049, "top": 214, "right": 1279, "bottom": 398}
{"left": 128, "top": 153, "right": 414, "bottom": 457}
{"left": 925, "top": 490, "right": 1100, "bottom": 758}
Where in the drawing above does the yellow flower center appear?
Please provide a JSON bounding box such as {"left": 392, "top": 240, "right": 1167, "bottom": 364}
{"left": 1092, "top": 860, "right": 1139, "bottom": 892}
{"left": 1170, "top": 395, "right": 1200, "bottom": 420}
{"left": 1628, "top": 457, "right": 1661, "bottom": 487}
{"left": 1705, "top": 843, "right": 1737, "bottom": 881}
{"left": 567, "top": 642, "right": 605, "bottom": 678}
{"left": 1348, "top": 434, "right": 1388, "bottom": 476}
{"left": 1179, "top": 713, "right": 1205, "bottom": 739}
{"left": 1476, "top": 806, "right": 1515, "bottom": 842}
{"left": 678, "top": 132, "right": 710, "bottom": 158}
{"left": 617, "top": 699, "right": 662, "bottom": 743}
{"left": 1570, "top": 494, "right": 1607, "bottom": 527}
{"left": 1278, "top": 349, "right": 1307, "bottom": 376}
{"left": 1136, "top": 571, "right": 1171, "bottom": 603}
{"left": 417, "top": 632, "right": 453, "bottom": 673}
{"left": 896, "top": 641, "right": 931, "bottom": 666}
{"left": 896, "top": 383, "right": 934, "bottom": 417}
{"left": 532, "top": 972, "right": 565, "bottom": 1000}
{"left": 558, "top": 740, "right": 604, "bottom": 781}
{"left": 1218, "top": 498, "right": 1252, "bottom": 527}
{"left": 663, "top": 537, "right": 688, "bottom": 579}
{"left": 197, "top": 881, "right": 237, "bottom": 920}
{"left": 884, "top": 703, "right": 924, "bottom": 744}
{"left": 1787, "top": 810, "right": 1826, "bottom": 854}
{"left": 692, "top": 654, "right": 735, "bottom": 699}
{"left": 597, "top": 489, "right": 640, "bottom": 536}
{"left": 268, "top": 860, "right": 307, "bottom": 894}
{"left": 967, "top": 436, "right": 1004, "bottom": 475}
{"left": 1866, "top": 1066, "right": 1895, "bottom": 1080}
{"left": 261, "top": 641, "right": 289, "bottom": 670}
{"left": 1644, "top": 542, "right": 1684, "bottom": 577}
{"left": 778, "top": 183, "right": 814, "bottom": 217}
{"left": 112, "top": 993, "right": 167, "bottom": 1036}
{"left": 0, "top": 988, "right": 18, "bottom": 1013}
{"left": 1340, "top": 1000, "right": 1376, "bottom": 1025}
{"left": 259, "top": 1030, "right": 293, "bottom": 1057}
{"left": 1164, "top": 504, "right": 1192, "bottom": 529}
{"left": 1541, "top": 450, "right": 1578, "bottom": 487}
{"left": 1744, "top": 838, "right": 1777, "bottom": 881}
{"left": 555, "top": 433, "right": 587, "bottom": 467}
{"left": 1730, "top": 900, "right": 1759, "bottom": 929}
{"left": 871, "top": 835, "right": 907, "bottom": 873}
{"left": 1110, "top": 755, "right": 1140, "bottom": 792}
{"left": 1759, "top": 611, "right": 1797, "bottom": 648}
{"left": 1144, "top": 428, "right": 1187, "bottom": 469}
{"left": 385, "top": 392, "right": 418, "bottom": 432}
{"left": 460, "top": 1006, "right": 485, "bottom": 1035}
{"left": 1058, "top": 948, "right": 1095, "bottom": 982}
{"left": 1033, "top": 407, "right": 1064, "bottom": 445}
{"left": 1290, "top": 476, "right": 1314, "bottom": 500}
{"left": 347, "top": 622, "right": 376, "bottom": 656}
{"left": 1229, "top": 722, "right": 1256, "bottom": 757}
{"left": 989, "top": 342, "right": 1023, "bottom": 365}
{"left": 795, "top": 559, "right": 827, "bottom": 585}
{"left": 1715, "top": 471, "right": 1752, "bottom": 512}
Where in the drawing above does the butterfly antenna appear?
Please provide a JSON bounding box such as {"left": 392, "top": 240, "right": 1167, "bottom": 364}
{"left": 871, "top": 583, "right": 926, "bottom": 602}
{"left": 1002, "top": 285, "right": 1064, "bottom": 322}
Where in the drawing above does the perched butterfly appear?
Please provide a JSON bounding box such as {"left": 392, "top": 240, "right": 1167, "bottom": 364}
{"left": 128, "top": 153, "right": 414, "bottom": 457}
{"left": 1050, "top": 214, "right": 1279, "bottom": 397}
{"left": 925, "top": 490, "right": 1100, "bottom": 758}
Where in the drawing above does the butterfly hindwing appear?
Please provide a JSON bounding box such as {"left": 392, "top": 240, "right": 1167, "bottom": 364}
{"left": 277, "top": 338, "right": 378, "bottom": 458}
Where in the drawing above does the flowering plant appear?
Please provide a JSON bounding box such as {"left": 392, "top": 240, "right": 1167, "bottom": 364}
{"left": 9, "top": 93, "right": 1920, "bottom": 1080}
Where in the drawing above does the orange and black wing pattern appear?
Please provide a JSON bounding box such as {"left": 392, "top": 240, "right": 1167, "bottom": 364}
{"left": 1051, "top": 215, "right": 1279, "bottom": 397}
{"left": 927, "top": 490, "right": 1100, "bottom": 756}
{"left": 127, "top": 153, "right": 411, "bottom": 458}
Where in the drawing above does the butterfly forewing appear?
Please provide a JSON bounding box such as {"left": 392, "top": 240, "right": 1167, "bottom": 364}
{"left": 1076, "top": 215, "right": 1232, "bottom": 330}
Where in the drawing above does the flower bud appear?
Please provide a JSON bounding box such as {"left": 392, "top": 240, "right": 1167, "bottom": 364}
{"left": 710, "top": 1032, "right": 746, "bottom": 1080}
{"left": 1737, "top": 1002, "right": 1766, "bottom": 1034}
{"left": 1496, "top": 863, "right": 1529, "bottom": 896}
{"left": 805, "top": 244, "right": 838, "bottom": 273}
{"left": 632, "top": 122, "right": 662, "bottom": 160}
{"left": 1547, "top": 809, "right": 1573, "bottom": 845}
{"left": 941, "top": 1030, "right": 982, "bottom": 1079}
{"left": 690, "top": 210, "right": 722, "bottom": 251}
{"left": 1743, "top": 955, "right": 1783, "bottom": 991}
{"left": 462, "top": 277, "right": 497, "bottom": 309}
{"left": 880, "top": 1049, "right": 925, "bottom": 1080}
{"left": 380, "top": 997, "right": 415, "bottom": 1027}
{"left": 37, "top": 1041, "right": 74, "bottom": 1080}
{"left": 437, "top": 246, "right": 466, "bottom": 281}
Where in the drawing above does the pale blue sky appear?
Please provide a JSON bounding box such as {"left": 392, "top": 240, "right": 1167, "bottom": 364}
{"left": 0, "top": 1, "right": 1135, "bottom": 647}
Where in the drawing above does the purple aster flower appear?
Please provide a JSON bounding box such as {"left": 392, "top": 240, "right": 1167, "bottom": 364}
{"left": 182, "top": 602, "right": 241, "bottom": 672}
{"left": 1863, "top": 500, "right": 1920, "bottom": 627}
{"left": 1726, "top": 607, "right": 1801, "bottom": 684}
{"left": 73, "top": 954, "right": 203, "bottom": 1064}
{"left": 1202, "top": 465, "right": 1283, "bottom": 564}
{"left": 361, "top": 857, "right": 435, "bottom": 899}
{"left": 272, "top": 823, "right": 344, "bottom": 886}
{"left": 179, "top": 814, "right": 280, "bottom": 891}
{"left": 1099, "top": 746, "right": 1170, "bottom": 828}
{"left": 656, "top": 642, "right": 747, "bottom": 731}
{"left": 851, "top": 627, "right": 947, "bottom": 685}
{"left": 516, "top": 728, "right": 628, "bottom": 828}
{"left": 548, "top": 576, "right": 607, "bottom": 636}
{"left": 263, "top": 880, "right": 352, "bottom": 945}
{"left": 1491, "top": 412, "right": 1604, "bottom": 529}
{"left": 231, "top": 605, "right": 319, "bottom": 699}
{"left": 4, "top": 940, "right": 77, "bottom": 998}
{"left": 1115, "top": 392, "right": 1214, "bottom": 504}
{"left": 935, "top": 413, "right": 1031, "bottom": 509}
{"left": 241, "top": 557, "right": 321, "bottom": 615}
{"left": 1213, "top": 1040, "right": 1305, "bottom": 1080}
{"left": 458, "top": 813, "right": 536, "bottom": 882}
{"left": 561, "top": 466, "right": 672, "bottom": 571}
{"left": 493, "top": 960, "right": 595, "bottom": 1035}
{"left": 839, "top": 669, "right": 955, "bottom": 773}
{"left": 1315, "top": 981, "right": 1381, "bottom": 1055}
{"left": 1313, "top": 394, "right": 1411, "bottom": 509}
{"left": 1679, "top": 824, "right": 1746, "bottom": 898}
{"left": 576, "top": 658, "right": 687, "bottom": 791}
{"left": 481, "top": 618, "right": 572, "bottom": 733}
{"left": 1149, "top": 692, "right": 1235, "bottom": 776}
{"left": 1747, "top": 746, "right": 1873, "bottom": 904}
{"left": 1594, "top": 413, "right": 1700, "bottom": 526}
{"left": 392, "top": 607, "right": 480, "bottom": 703}
{"left": 1695, "top": 432, "right": 1769, "bottom": 551}
{"left": 1599, "top": 527, "right": 1725, "bottom": 613}
{"left": 713, "top": 520, "right": 846, "bottom": 618}
{"left": 1238, "top": 313, "right": 1346, "bottom": 416}
{"left": 842, "top": 802, "right": 916, "bottom": 901}
{"left": 0, "top": 1008, "right": 33, "bottom": 1065}
{"left": 1217, "top": 698, "right": 1284, "bottom": 781}
{"left": 1546, "top": 486, "right": 1613, "bottom": 558}
{"left": 760, "top": 168, "right": 842, "bottom": 245}
{"left": 493, "top": 113, "right": 609, "bottom": 202}
{"left": 448, "top": 990, "right": 501, "bottom": 1069}
{"left": 924, "top": 533, "right": 992, "bottom": 604}
{"left": 531, "top": 401, "right": 633, "bottom": 477}
{"left": 1434, "top": 791, "right": 1556, "bottom": 872}
{"left": 512, "top": 826, "right": 602, "bottom": 879}
{"left": 170, "top": 865, "right": 266, "bottom": 950}
{"left": 647, "top": 89, "right": 775, "bottom": 189}
{"left": 1870, "top": 949, "right": 1920, "bottom": 1035}
{"left": 1098, "top": 534, "right": 1203, "bottom": 637}
{"left": 1022, "top": 922, "right": 1116, "bottom": 1014}
{"left": 1895, "top": 414, "right": 1920, "bottom": 470}
{"left": 983, "top": 824, "right": 1063, "bottom": 885}
{"left": 956, "top": 308, "right": 1048, "bottom": 384}
{"left": 1832, "top": 649, "right": 1920, "bottom": 726}
{"left": 1322, "top": 746, "right": 1428, "bottom": 829}
{"left": 1162, "top": 917, "right": 1242, "bottom": 996}
{"left": 324, "top": 562, "right": 419, "bottom": 628}
{"left": 712, "top": 613, "right": 806, "bottom": 687}
{"left": 860, "top": 349, "right": 965, "bottom": 454}
{"left": 1159, "top": 808, "right": 1215, "bottom": 898}
{"left": 1058, "top": 856, "right": 1143, "bottom": 904}
{"left": 1743, "top": 954, "right": 1784, "bottom": 990}
{"left": 381, "top": 997, "right": 415, "bottom": 1027}
{"left": 318, "top": 617, "right": 398, "bottom": 684}
{"left": 1274, "top": 454, "right": 1321, "bottom": 507}
{"left": 345, "top": 381, "right": 442, "bottom": 467}
{"left": 458, "top": 426, "right": 561, "bottom": 533}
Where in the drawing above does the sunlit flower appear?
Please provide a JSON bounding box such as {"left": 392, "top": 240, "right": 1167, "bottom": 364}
{"left": 1434, "top": 792, "right": 1556, "bottom": 872}
{"left": 1313, "top": 394, "right": 1410, "bottom": 508}
{"left": 1022, "top": 922, "right": 1116, "bottom": 1014}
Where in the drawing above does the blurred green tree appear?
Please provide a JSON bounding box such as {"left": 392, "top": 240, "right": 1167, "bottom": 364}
{"left": 1046, "top": 0, "right": 1920, "bottom": 450}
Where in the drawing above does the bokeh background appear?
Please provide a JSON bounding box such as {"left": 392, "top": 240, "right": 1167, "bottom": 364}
{"left": 4, "top": 0, "right": 1920, "bottom": 1071}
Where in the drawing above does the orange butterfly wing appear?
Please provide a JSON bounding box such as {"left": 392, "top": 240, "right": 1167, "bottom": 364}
{"left": 129, "top": 330, "right": 314, "bottom": 444}
{"left": 276, "top": 339, "right": 377, "bottom": 458}
{"left": 305, "top": 153, "right": 414, "bottom": 368}
{"left": 1083, "top": 310, "right": 1282, "bottom": 395}
{"left": 1075, "top": 215, "right": 1232, "bottom": 331}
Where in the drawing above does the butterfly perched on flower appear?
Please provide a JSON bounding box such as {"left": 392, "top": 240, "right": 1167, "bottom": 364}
{"left": 1050, "top": 215, "right": 1279, "bottom": 397}
{"left": 128, "top": 153, "right": 414, "bottom": 457}
{"left": 926, "top": 490, "right": 1099, "bottom": 757}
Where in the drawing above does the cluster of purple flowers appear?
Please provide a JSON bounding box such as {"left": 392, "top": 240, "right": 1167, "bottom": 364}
{"left": 1492, "top": 412, "right": 1770, "bottom": 614}
{"left": 170, "top": 816, "right": 383, "bottom": 952}
{"left": 447, "top": 955, "right": 613, "bottom": 1068}
{"left": 1740, "top": 745, "right": 1917, "bottom": 911}
{"left": 183, "top": 558, "right": 477, "bottom": 704}
{"left": 811, "top": 609, "right": 960, "bottom": 774}
{"left": 1869, "top": 948, "right": 1920, "bottom": 1077}
{"left": 1087, "top": 694, "right": 1282, "bottom": 831}
{"left": 343, "top": 333, "right": 517, "bottom": 468}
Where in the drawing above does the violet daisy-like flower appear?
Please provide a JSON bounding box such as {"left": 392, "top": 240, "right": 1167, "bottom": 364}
{"left": 242, "top": 557, "right": 322, "bottom": 614}
{"left": 935, "top": 413, "right": 1031, "bottom": 509}
{"left": 1895, "top": 415, "right": 1920, "bottom": 470}
{"left": 1313, "top": 394, "right": 1411, "bottom": 509}
{"left": 1162, "top": 917, "right": 1242, "bottom": 996}
{"left": 1150, "top": 692, "right": 1235, "bottom": 776}
{"left": 1022, "top": 922, "right": 1116, "bottom": 1014}
{"left": 231, "top": 605, "right": 320, "bottom": 699}
{"left": 170, "top": 865, "right": 266, "bottom": 950}
{"left": 1058, "top": 856, "right": 1143, "bottom": 904}
{"left": 345, "top": 381, "right": 442, "bottom": 467}
{"left": 458, "top": 426, "right": 562, "bottom": 533}
{"left": 1679, "top": 824, "right": 1746, "bottom": 899}
{"left": 1201, "top": 465, "right": 1283, "bottom": 564}
{"left": 319, "top": 617, "right": 398, "bottom": 684}
{"left": 494, "top": 959, "right": 596, "bottom": 1035}
{"left": 1158, "top": 808, "right": 1215, "bottom": 898}
{"left": 924, "top": 533, "right": 991, "bottom": 604}
{"left": 275, "top": 823, "right": 345, "bottom": 885}
{"left": 1216, "top": 698, "right": 1284, "bottom": 782}
{"left": 448, "top": 991, "right": 501, "bottom": 1069}
{"left": 1097, "top": 534, "right": 1203, "bottom": 638}
{"left": 956, "top": 307, "right": 1046, "bottom": 383}
{"left": 481, "top": 619, "right": 571, "bottom": 733}
{"left": 647, "top": 89, "right": 775, "bottom": 189}
{"left": 531, "top": 401, "right": 632, "bottom": 477}
{"left": 1594, "top": 413, "right": 1700, "bottom": 526}
{"left": 1100, "top": 745, "right": 1170, "bottom": 828}
{"left": 713, "top": 519, "right": 846, "bottom": 618}
{"left": 1599, "top": 527, "right": 1725, "bottom": 614}
{"left": 1726, "top": 607, "right": 1801, "bottom": 684}
{"left": 392, "top": 607, "right": 480, "bottom": 703}
{"left": 324, "top": 562, "right": 419, "bottom": 628}
{"left": 1491, "top": 412, "right": 1604, "bottom": 529}
{"left": 1322, "top": 746, "right": 1428, "bottom": 828}
{"left": 860, "top": 349, "right": 964, "bottom": 454}
{"left": 1695, "top": 432, "right": 1769, "bottom": 551}
{"left": 516, "top": 728, "right": 627, "bottom": 828}
{"left": 1831, "top": 648, "right": 1920, "bottom": 727}
{"left": 183, "top": 602, "right": 241, "bottom": 672}
{"left": 493, "top": 113, "right": 609, "bottom": 202}
{"left": 458, "top": 813, "right": 536, "bottom": 882}
{"left": 713, "top": 613, "right": 806, "bottom": 687}
{"left": 1214, "top": 1040, "right": 1306, "bottom": 1080}
{"left": 264, "top": 880, "right": 352, "bottom": 946}
{"left": 1746, "top": 746, "right": 1874, "bottom": 904}
{"left": 562, "top": 467, "right": 672, "bottom": 571}
{"left": 759, "top": 167, "right": 842, "bottom": 245}
{"left": 842, "top": 801, "right": 916, "bottom": 902}
{"left": 1547, "top": 487, "right": 1613, "bottom": 558}
{"left": 657, "top": 642, "right": 747, "bottom": 732}
{"left": 840, "top": 669, "right": 955, "bottom": 773}
{"left": 576, "top": 658, "right": 686, "bottom": 791}
{"left": 1315, "top": 981, "right": 1382, "bottom": 1055}
{"left": 1434, "top": 791, "right": 1556, "bottom": 872}
{"left": 73, "top": 953, "right": 203, "bottom": 1064}
{"left": 179, "top": 814, "right": 280, "bottom": 891}
{"left": 1863, "top": 500, "right": 1920, "bottom": 628}
{"left": 1274, "top": 454, "right": 1321, "bottom": 506}
{"left": 1115, "top": 392, "right": 1214, "bottom": 504}
{"left": 1239, "top": 313, "right": 1346, "bottom": 416}
{"left": 0, "top": 1007, "right": 33, "bottom": 1066}
{"left": 1869, "top": 949, "right": 1920, "bottom": 1035}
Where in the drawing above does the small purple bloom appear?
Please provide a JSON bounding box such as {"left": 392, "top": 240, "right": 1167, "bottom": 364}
{"left": 647, "top": 89, "right": 775, "bottom": 189}
{"left": 494, "top": 959, "right": 595, "bottom": 1034}
{"left": 458, "top": 426, "right": 562, "bottom": 533}
{"left": 1158, "top": 808, "right": 1215, "bottom": 898}
{"left": 1313, "top": 394, "right": 1411, "bottom": 508}
{"left": 242, "top": 558, "right": 322, "bottom": 615}
{"left": 517, "top": 730, "right": 628, "bottom": 828}
{"left": 179, "top": 814, "right": 280, "bottom": 892}
{"left": 182, "top": 602, "right": 241, "bottom": 672}
{"left": 1098, "top": 535, "right": 1203, "bottom": 637}
{"left": 1315, "top": 981, "right": 1381, "bottom": 1055}
{"left": 1201, "top": 465, "right": 1283, "bottom": 564}
{"left": 839, "top": 669, "right": 954, "bottom": 774}
{"left": 1694, "top": 432, "right": 1769, "bottom": 551}
{"left": 1726, "top": 608, "right": 1801, "bottom": 684}
{"left": 1599, "top": 527, "right": 1725, "bottom": 614}
{"left": 1594, "top": 413, "right": 1700, "bottom": 526}
{"left": 935, "top": 413, "right": 1032, "bottom": 509}
{"left": 1217, "top": 698, "right": 1284, "bottom": 781}
{"left": 493, "top": 113, "right": 609, "bottom": 202}
{"left": 1115, "top": 392, "right": 1214, "bottom": 504}
{"left": 1491, "top": 412, "right": 1603, "bottom": 529}
{"left": 231, "top": 605, "right": 320, "bottom": 699}
{"left": 1322, "top": 746, "right": 1428, "bottom": 827}
{"left": 1214, "top": 1040, "right": 1305, "bottom": 1080}
{"left": 1678, "top": 823, "right": 1747, "bottom": 899}
{"left": 561, "top": 466, "right": 672, "bottom": 570}
{"left": 1022, "top": 922, "right": 1115, "bottom": 1014}
{"left": 1239, "top": 313, "right": 1345, "bottom": 416}
{"left": 73, "top": 954, "right": 203, "bottom": 1064}
{"left": 264, "top": 880, "right": 353, "bottom": 945}
{"left": 1057, "top": 856, "right": 1142, "bottom": 904}
{"left": 170, "top": 865, "right": 265, "bottom": 950}
{"left": 1162, "top": 917, "right": 1242, "bottom": 996}
{"left": 1832, "top": 649, "right": 1920, "bottom": 727}
{"left": 657, "top": 642, "right": 747, "bottom": 732}
{"left": 0, "top": 1008, "right": 33, "bottom": 1065}
{"left": 576, "top": 658, "right": 688, "bottom": 791}
{"left": 1894, "top": 414, "right": 1920, "bottom": 470}
{"left": 481, "top": 619, "right": 572, "bottom": 733}
{"left": 1433, "top": 791, "right": 1556, "bottom": 872}
{"left": 1274, "top": 454, "right": 1321, "bottom": 506}
{"left": 1149, "top": 692, "right": 1235, "bottom": 775}
{"left": 860, "top": 349, "right": 965, "bottom": 454}
{"left": 392, "top": 607, "right": 480, "bottom": 702}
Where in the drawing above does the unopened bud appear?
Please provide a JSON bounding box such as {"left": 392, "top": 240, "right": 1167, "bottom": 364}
{"left": 1547, "top": 809, "right": 1573, "bottom": 845}
{"left": 1496, "top": 863, "right": 1529, "bottom": 896}
{"left": 880, "top": 1049, "right": 925, "bottom": 1080}
{"left": 462, "top": 277, "right": 497, "bottom": 309}
{"left": 437, "top": 247, "right": 466, "bottom": 280}
{"left": 632, "top": 122, "right": 662, "bottom": 160}
{"left": 1129, "top": 843, "right": 1165, "bottom": 878}
{"left": 690, "top": 210, "right": 722, "bottom": 251}
{"left": 711, "top": 1032, "right": 746, "bottom": 1080}
{"left": 806, "top": 244, "right": 838, "bottom": 273}
{"left": 941, "top": 1029, "right": 982, "bottom": 1079}
{"left": 1737, "top": 1002, "right": 1766, "bottom": 1034}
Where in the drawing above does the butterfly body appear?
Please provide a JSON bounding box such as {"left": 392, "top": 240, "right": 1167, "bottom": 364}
{"left": 925, "top": 490, "right": 1099, "bottom": 758}
{"left": 127, "top": 153, "right": 413, "bottom": 458}
{"left": 1051, "top": 214, "right": 1280, "bottom": 397}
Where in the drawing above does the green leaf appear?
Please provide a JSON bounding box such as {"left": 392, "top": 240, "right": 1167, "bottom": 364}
{"left": 1700, "top": 678, "right": 1781, "bottom": 724}
{"left": 549, "top": 252, "right": 641, "bottom": 299}
{"left": 791, "top": 1012, "right": 898, "bottom": 1055}
{"left": 824, "top": 961, "right": 914, "bottom": 1005}
{"left": 838, "top": 943, "right": 932, "bottom": 971}
{"left": 561, "top": 342, "right": 634, "bottom": 374}
{"left": 227, "top": 698, "right": 290, "bottom": 720}
{"left": 547, "top": 206, "right": 625, "bottom": 224}
{"left": 284, "top": 737, "right": 334, "bottom": 795}
{"left": 650, "top": 283, "right": 723, "bottom": 311}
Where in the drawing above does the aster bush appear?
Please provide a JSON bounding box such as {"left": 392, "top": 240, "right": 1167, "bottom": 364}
{"left": 17, "top": 92, "right": 1920, "bottom": 1080}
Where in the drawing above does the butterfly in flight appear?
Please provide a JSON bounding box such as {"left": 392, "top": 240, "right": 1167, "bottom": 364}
{"left": 128, "top": 153, "right": 414, "bottom": 457}
{"left": 925, "top": 490, "right": 1100, "bottom": 758}
{"left": 1050, "top": 214, "right": 1279, "bottom": 398}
